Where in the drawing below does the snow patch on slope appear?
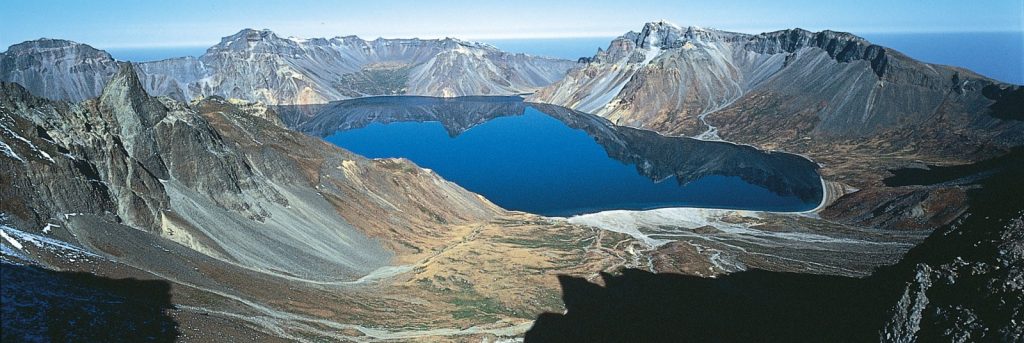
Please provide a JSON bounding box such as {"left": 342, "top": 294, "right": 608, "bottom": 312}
{"left": 0, "top": 223, "right": 99, "bottom": 259}
{"left": 0, "top": 140, "right": 23, "bottom": 162}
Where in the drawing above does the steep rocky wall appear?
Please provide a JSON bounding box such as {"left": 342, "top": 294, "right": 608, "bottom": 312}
{"left": 1, "top": 63, "right": 499, "bottom": 282}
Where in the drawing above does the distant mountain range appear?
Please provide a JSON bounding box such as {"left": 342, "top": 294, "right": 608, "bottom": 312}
{"left": 1, "top": 29, "right": 575, "bottom": 105}
{"left": 5, "top": 23, "right": 1017, "bottom": 167}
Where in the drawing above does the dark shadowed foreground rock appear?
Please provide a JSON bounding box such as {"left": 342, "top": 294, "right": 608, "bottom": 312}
{"left": 1, "top": 263, "right": 178, "bottom": 342}
{"left": 526, "top": 269, "right": 883, "bottom": 342}
{"left": 527, "top": 149, "right": 1023, "bottom": 342}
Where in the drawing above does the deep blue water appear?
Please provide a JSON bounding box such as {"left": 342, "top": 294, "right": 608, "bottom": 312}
{"left": 324, "top": 105, "right": 816, "bottom": 216}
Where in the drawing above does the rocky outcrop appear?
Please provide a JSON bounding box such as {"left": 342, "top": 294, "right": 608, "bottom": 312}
{"left": 182, "top": 29, "right": 573, "bottom": 104}
{"left": 528, "top": 21, "right": 752, "bottom": 135}
{"left": 743, "top": 29, "right": 888, "bottom": 77}
{"left": 0, "top": 39, "right": 119, "bottom": 102}
{"left": 529, "top": 21, "right": 1024, "bottom": 166}
{"left": 876, "top": 149, "right": 1024, "bottom": 342}
{"left": 2, "top": 29, "right": 576, "bottom": 105}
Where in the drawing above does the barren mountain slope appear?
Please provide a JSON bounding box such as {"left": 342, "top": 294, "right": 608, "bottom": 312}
{"left": 1, "top": 29, "right": 576, "bottom": 105}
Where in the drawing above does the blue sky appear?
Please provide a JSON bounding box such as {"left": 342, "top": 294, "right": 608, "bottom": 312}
{"left": 2, "top": 0, "right": 1022, "bottom": 48}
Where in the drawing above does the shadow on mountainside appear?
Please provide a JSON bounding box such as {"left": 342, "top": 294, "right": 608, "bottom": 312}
{"left": 528, "top": 148, "right": 1024, "bottom": 342}
{"left": 1, "top": 263, "right": 179, "bottom": 342}
{"left": 526, "top": 269, "right": 888, "bottom": 342}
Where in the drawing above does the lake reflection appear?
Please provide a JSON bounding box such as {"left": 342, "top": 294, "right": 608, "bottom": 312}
{"left": 278, "top": 97, "right": 823, "bottom": 216}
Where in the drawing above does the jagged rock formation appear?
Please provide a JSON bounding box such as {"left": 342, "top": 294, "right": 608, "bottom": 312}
{"left": 529, "top": 21, "right": 1024, "bottom": 163}
{"left": 530, "top": 22, "right": 750, "bottom": 135}
{"left": 2, "top": 29, "right": 575, "bottom": 105}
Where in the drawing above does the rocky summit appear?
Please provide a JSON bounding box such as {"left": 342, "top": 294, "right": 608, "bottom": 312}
{"left": 529, "top": 22, "right": 1023, "bottom": 165}
{"left": 0, "top": 39, "right": 120, "bottom": 102}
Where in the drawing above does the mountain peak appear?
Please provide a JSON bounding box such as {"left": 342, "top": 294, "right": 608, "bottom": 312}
{"left": 625, "top": 21, "right": 726, "bottom": 49}
{"left": 7, "top": 38, "right": 82, "bottom": 50}
{"left": 102, "top": 63, "right": 145, "bottom": 95}
{"left": 643, "top": 20, "right": 683, "bottom": 32}
{"left": 232, "top": 28, "right": 278, "bottom": 38}
{"left": 439, "top": 37, "right": 497, "bottom": 50}
{"left": 757, "top": 28, "right": 870, "bottom": 46}
{"left": 3, "top": 38, "right": 112, "bottom": 60}
{"left": 210, "top": 28, "right": 292, "bottom": 51}
{"left": 100, "top": 62, "right": 166, "bottom": 127}
{"left": 747, "top": 28, "right": 885, "bottom": 75}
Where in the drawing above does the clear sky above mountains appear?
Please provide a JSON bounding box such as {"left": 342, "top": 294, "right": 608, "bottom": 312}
{"left": 2, "top": 0, "right": 1022, "bottom": 48}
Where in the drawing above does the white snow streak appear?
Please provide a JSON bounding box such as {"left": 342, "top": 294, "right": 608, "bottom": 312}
{"left": 1, "top": 230, "right": 24, "bottom": 250}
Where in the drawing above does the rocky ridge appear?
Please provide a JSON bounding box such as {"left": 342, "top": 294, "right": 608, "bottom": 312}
{"left": 2, "top": 29, "right": 576, "bottom": 105}
{"left": 529, "top": 21, "right": 1024, "bottom": 172}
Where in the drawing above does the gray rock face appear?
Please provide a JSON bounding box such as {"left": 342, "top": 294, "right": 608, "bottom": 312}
{"left": 0, "top": 65, "right": 498, "bottom": 282}
{"left": 529, "top": 22, "right": 748, "bottom": 130}
{"left": 0, "top": 39, "right": 119, "bottom": 102}
{"left": 743, "top": 29, "right": 888, "bottom": 77}
{"left": 2, "top": 29, "right": 576, "bottom": 105}
{"left": 529, "top": 21, "right": 1023, "bottom": 159}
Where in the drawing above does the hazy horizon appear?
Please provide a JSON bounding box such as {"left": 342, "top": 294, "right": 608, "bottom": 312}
{"left": 69, "top": 32, "right": 1024, "bottom": 86}
{"left": 2, "top": 0, "right": 1022, "bottom": 49}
